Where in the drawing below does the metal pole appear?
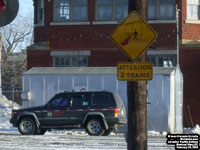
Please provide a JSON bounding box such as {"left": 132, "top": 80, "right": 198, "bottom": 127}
{"left": 176, "top": 5, "right": 180, "bottom": 66}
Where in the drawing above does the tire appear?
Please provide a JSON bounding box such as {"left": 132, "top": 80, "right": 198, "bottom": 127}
{"left": 18, "top": 117, "right": 36, "bottom": 135}
{"left": 35, "top": 129, "right": 47, "bottom": 135}
{"left": 86, "top": 118, "right": 105, "bottom": 136}
{"left": 102, "top": 128, "right": 113, "bottom": 136}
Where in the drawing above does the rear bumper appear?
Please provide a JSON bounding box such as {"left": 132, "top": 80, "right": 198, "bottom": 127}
{"left": 107, "top": 117, "right": 127, "bottom": 126}
{"left": 118, "top": 118, "right": 127, "bottom": 124}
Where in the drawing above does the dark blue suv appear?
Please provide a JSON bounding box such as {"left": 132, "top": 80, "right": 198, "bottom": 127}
{"left": 10, "top": 91, "right": 127, "bottom": 136}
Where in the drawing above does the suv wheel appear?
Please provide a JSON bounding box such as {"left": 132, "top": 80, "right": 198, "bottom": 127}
{"left": 86, "top": 118, "right": 105, "bottom": 136}
{"left": 18, "top": 117, "right": 36, "bottom": 135}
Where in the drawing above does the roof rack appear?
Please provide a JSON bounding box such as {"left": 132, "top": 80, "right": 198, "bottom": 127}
{"left": 80, "top": 88, "right": 86, "bottom": 92}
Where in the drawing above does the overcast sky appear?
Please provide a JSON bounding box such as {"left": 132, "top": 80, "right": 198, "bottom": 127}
{"left": 18, "top": 0, "right": 33, "bottom": 20}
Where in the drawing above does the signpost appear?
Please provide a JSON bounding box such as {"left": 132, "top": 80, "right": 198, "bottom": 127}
{"left": 117, "top": 62, "right": 153, "bottom": 81}
{"left": 111, "top": 11, "right": 157, "bottom": 81}
{"left": 110, "top": 8, "right": 157, "bottom": 150}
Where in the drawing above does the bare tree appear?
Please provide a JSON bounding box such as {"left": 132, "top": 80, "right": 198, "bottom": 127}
{"left": 0, "top": 15, "right": 33, "bottom": 104}
{"left": 0, "top": 16, "right": 33, "bottom": 54}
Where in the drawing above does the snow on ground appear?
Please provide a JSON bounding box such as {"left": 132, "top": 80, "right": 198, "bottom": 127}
{"left": 0, "top": 95, "right": 199, "bottom": 149}
{"left": 0, "top": 94, "right": 21, "bottom": 129}
{"left": 0, "top": 129, "right": 173, "bottom": 150}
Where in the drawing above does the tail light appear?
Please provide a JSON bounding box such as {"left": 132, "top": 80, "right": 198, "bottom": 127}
{"left": 12, "top": 112, "right": 14, "bottom": 118}
{"left": 114, "top": 108, "right": 119, "bottom": 117}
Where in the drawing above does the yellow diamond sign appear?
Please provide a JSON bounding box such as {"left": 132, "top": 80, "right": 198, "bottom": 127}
{"left": 111, "top": 11, "right": 157, "bottom": 62}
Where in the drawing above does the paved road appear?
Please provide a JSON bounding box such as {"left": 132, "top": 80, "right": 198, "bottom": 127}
{"left": 0, "top": 130, "right": 174, "bottom": 150}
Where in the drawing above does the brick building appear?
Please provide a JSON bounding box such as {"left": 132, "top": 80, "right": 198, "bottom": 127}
{"left": 28, "top": 0, "right": 200, "bottom": 127}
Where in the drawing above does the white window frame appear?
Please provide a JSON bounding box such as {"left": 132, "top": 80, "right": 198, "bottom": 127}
{"left": 95, "top": 0, "right": 128, "bottom": 21}
{"left": 187, "top": 0, "right": 200, "bottom": 20}
{"left": 54, "top": 0, "right": 88, "bottom": 22}
{"left": 51, "top": 51, "right": 90, "bottom": 67}
{"left": 147, "top": 0, "right": 176, "bottom": 20}
{"left": 36, "top": 0, "right": 44, "bottom": 24}
{"left": 147, "top": 55, "right": 177, "bottom": 67}
{"left": 147, "top": 50, "right": 177, "bottom": 67}
{"left": 59, "top": 2, "right": 70, "bottom": 20}
{"left": 53, "top": 56, "right": 88, "bottom": 67}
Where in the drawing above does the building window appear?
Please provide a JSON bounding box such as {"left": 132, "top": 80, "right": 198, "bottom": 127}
{"left": 59, "top": 2, "right": 70, "bottom": 19}
{"left": 37, "top": 0, "right": 44, "bottom": 23}
{"left": 54, "top": 0, "right": 88, "bottom": 22}
{"left": 147, "top": 0, "right": 175, "bottom": 20}
{"left": 147, "top": 55, "right": 177, "bottom": 67}
{"left": 53, "top": 56, "right": 88, "bottom": 67}
{"left": 187, "top": 0, "right": 200, "bottom": 20}
{"left": 96, "top": 0, "right": 128, "bottom": 21}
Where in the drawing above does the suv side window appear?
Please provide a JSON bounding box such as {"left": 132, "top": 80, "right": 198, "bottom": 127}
{"left": 71, "top": 95, "right": 90, "bottom": 107}
{"left": 71, "top": 96, "right": 83, "bottom": 107}
{"left": 92, "top": 94, "right": 110, "bottom": 106}
{"left": 49, "top": 95, "right": 70, "bottom": 107}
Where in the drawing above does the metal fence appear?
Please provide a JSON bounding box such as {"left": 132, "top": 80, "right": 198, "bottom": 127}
{"left": 1, "top": 85, "right": 22, "bottom": 106}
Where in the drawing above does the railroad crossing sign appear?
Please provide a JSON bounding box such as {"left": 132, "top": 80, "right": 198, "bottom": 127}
{"left": 117, "top": 62, "right": 153, "bottom": 81}
{"left": 111, "top": 11, "right": 157, "bottom": 62}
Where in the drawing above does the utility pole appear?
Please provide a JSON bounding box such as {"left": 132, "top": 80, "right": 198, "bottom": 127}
{"left": 127, "top": 0, "right": 147, "bottom": 150}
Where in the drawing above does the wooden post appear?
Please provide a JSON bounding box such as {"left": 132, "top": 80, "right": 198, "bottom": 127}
{"left": 127, "top": 0, "right": 147, "bottom": 150}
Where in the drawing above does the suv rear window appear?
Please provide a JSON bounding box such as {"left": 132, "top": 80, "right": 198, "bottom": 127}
{"left": 92, "top": 94, "right": 110, "bottom": 106}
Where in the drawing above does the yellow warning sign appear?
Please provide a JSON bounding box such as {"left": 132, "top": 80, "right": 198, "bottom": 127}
{"left": 117, "top": 62, "right": 153, "bottom": 81}
{"left": 111, "top": 11, "right": 157, "bottom": 62}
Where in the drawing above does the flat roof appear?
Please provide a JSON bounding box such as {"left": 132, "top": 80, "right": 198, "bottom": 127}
{"left": 24, "top": 67, "right": 176, "bottom": 75}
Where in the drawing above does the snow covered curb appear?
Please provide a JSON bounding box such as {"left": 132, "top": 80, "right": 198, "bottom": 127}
{"left": 148, "top": 131, "right": 168, "bottom": 137}
{"left": 184, "top": 124, "right": 200, "bottom": 134}
{"left": 148, "top": 125, "right": 200, "bottom": 137}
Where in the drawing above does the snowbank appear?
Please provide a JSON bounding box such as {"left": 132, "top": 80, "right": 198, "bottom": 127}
{"left": 148, "top": 125, "right": 200, "bottom": 136}
{"left": 148, "top": 131, "right": 168, "bottom": 136}
{"left": 0, "top": 94, "right": 21, "bottom": 129}
{"left": 184, "top": 124, "right": 200, "bottom": 135}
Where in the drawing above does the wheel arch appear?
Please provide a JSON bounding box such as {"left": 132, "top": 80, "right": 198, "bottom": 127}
{"left": 17, "top": 113, "right": 40, "bottom": 128}
{"left": 83, "top": 112, "right": 108, "bottom": 130}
